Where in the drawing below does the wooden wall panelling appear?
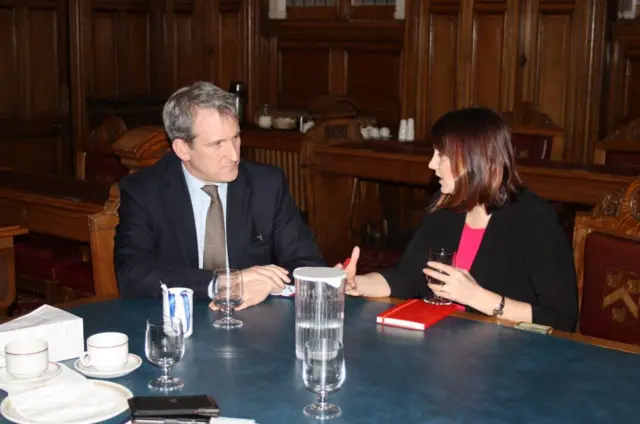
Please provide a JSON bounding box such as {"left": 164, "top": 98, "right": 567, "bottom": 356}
{"left": 465, "top": 0, "right": 519, "bottom": 112}
{"left": 0, "top": 0, "right": 70, "bottom": 175}
{"left": 416, "top": 0, "right": 462, "bottom": 132}
{"left": 344, "top": 42, "right": 403, "bottom": 127}
{"left": 277, "top": 43, "right": 332, "bottom": 109}
{"left": 164, "top": 0, "right": 205, "bottom": 93}
{"left": 607, "top": 19, "right": 640, "bottom": 138}
{"left": 518, "top": 0, "right": 606, "bottom": 162}
{"left": 87, "top": 0, "right": 154, "bottom": 99}
{"left": 213, "top": 0, "right": 247, "bottom": 92}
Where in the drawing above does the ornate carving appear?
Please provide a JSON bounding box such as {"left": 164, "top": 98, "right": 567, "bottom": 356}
{"left": 85, "top": 116, "right": 128, "bottom": 154}
{"left": 597, "top": 188, "right": 625, "bottom": 217}
{"left": 502, "top": 102, "right": 562, "bottom": 132}
{"left": 307, "top": 95, "right": 360, "bottom": 121}
{"left": 574, "top": 176, "right": 640, "bottom": 306}
{"left": 602, "top": 268, "right": 640, "bottom": 323}
{"left": 112, "top": 126, "right": 171, "bottom": 174}
{"left": 593, "top": 119, "right": 640, "bottom": 165}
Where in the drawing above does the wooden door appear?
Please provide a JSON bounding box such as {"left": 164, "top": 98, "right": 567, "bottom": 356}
{"left": 0, "top": 0, "right": 70, "bottom": 175}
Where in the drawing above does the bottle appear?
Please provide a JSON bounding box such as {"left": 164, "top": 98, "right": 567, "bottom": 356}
{"left": 228, "top": 82, "right": 247, "bottom": 125}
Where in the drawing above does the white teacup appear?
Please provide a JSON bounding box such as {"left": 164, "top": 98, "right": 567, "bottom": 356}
{"left": 5, "top": 338, "right": 49, "bottom": 379}
{"left": 81, "top": 332, "right": 129, "bottom": 371}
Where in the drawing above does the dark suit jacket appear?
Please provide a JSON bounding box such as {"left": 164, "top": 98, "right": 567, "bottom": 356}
{"left": 114, "top": 152, "right": 325, "bottom": 299}
{"left": 379, "top": 189, "right": 578, "bottom": 332}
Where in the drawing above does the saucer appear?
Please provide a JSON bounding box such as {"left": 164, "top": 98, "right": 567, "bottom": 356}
{"left": 73, "top": 353, "right": 142, "bottom": 379}
{"left": 0, "top": 362, "right": 62, "bottom": 384}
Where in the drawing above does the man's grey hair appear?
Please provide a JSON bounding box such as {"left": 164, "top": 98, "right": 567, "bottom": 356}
{"left": 162, "top": 81, "right": 238, "bottom": 144}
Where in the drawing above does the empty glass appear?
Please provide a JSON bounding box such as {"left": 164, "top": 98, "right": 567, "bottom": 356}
{"left": 145, "top": 316, "right": 185, "bottom": 391}
{"left": 213, "top": 268, "right": 244, "bottom": 329}
{"left": 423, "top": 248, "right": 455, "bottom": 305}
{"left": 302, "top": 338, "right": 345, "bottom": 420}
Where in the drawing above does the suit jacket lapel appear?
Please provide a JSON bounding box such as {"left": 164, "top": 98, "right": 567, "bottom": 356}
{"left": 162, "top": 153, "right": 199, "bottom": 268}
{"left": 226, "top": 162, "right": 251, "bottom": 269}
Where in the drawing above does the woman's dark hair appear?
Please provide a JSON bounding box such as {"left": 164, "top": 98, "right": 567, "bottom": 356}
{"left": 429, "top": 106, "right": 523, "bottom": 213}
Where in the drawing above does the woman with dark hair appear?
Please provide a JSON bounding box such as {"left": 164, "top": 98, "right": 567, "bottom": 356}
{"left": 343, "top": 106, "right": 578, "bottom": 331}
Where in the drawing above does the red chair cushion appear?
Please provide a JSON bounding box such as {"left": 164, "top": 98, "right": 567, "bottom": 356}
{"left": 359, "top": 248, "right": 402, "bottom": 275}
{"left": 56, "top": 261, "right": 95, "bottom": 295}
{"left": 14, "top": 234, "right": 87, "bottom": 281}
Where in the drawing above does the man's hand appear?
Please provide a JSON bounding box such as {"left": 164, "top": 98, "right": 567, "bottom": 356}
{"left": 209, "top": 265, "right": 290, "bottom": 311}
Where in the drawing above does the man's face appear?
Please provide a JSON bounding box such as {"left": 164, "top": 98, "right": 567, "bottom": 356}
{"left": 173, "top": 108, "right": 241, "bottom": 183}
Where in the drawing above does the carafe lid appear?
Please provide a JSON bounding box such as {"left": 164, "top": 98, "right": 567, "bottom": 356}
{"left": 293, "top": 267, "right": 345, "bottom": 288}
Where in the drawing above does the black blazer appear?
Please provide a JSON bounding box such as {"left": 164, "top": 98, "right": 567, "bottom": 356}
{"left": 114, "top": 152, "right": 325, "bottom": 299}
{"left": 379, "top": 189, "right": 578, "bottom": 332}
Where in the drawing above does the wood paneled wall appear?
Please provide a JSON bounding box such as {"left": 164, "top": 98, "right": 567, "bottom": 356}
{"left": 0, "top": 0, "right": 70, "bottom": 175}
{"left": 1, "top": 0, "right": 639, "bottom": 175}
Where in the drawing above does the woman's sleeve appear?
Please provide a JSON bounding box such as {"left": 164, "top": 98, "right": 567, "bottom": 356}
{"left": 524, "top": 204, "right": 579, "bottom": 332}
{"left": 378, "top": 214, "right": 436, "bottom": 299}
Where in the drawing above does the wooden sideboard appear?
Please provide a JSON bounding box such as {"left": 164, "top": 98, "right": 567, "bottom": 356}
{"left": 305, "top": 140, "right": 638, "bottom": 263}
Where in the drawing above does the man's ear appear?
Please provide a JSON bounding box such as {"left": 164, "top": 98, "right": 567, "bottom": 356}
{"left": 172, "top": 138, "right": 191, "bottom": 161}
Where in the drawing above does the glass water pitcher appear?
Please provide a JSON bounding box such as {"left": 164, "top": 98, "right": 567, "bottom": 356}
{"left": 294, "top": 267, "right": 346, "bottom": 360}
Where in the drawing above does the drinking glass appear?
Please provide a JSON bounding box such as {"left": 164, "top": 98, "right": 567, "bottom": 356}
{"left": 145, "top": 316, "right": 185, "bottom": 391}
{"left": 302, "top": 338, "right": 345, "bottom": 420}
{"left": 423, "top": 248, "right": 455, "bottom": 306}
{"left": 213, "top": 268, "right": 244, "bottom": 329}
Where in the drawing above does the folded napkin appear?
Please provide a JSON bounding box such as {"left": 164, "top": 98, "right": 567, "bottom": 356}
{"left": 8, "top": 380, "right": 127, "bottom": 423}
{"left": 0, "top": 363, "right": 85, "bottom": 395}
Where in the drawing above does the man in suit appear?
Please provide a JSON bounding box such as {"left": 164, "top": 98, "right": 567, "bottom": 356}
{"left": 114, "top": 81, "right": 326, "bottom": 309}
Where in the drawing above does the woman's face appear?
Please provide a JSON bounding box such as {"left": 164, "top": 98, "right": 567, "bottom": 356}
{"left": 428, "top": 148, "right": 455, "bottom": 194}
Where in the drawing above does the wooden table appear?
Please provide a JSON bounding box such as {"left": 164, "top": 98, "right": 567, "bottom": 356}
{"left": 0, "top": 226, "right": 28, "bottom": 315}
{"left": 307, "top": 141, "right": 638, "bottom": 262}
{"left": 0, "top": 170, "right": 110, "bottom": 242}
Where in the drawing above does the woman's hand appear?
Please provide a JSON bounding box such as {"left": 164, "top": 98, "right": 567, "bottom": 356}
{"left": 424, "top": 262, "right": 484, "bottom": 307}
{"left": 334, "top": 246, "right": 361, "bottom": 296}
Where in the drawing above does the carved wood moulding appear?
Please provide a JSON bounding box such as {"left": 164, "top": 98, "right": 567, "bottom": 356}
{"left": 502, "top": 102, "right": 563, "bottom": 135}
{"left": 219, "top": 0, "right": 241, "bottom": 13}
{"left": 92, "top": 0, "right": 151, "bottom": 12}
{"left": 600, "top": 118, "right": 640, "bottom": 145}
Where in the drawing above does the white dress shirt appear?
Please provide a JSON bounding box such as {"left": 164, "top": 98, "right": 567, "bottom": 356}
{"left": 181, "top": 164, "right": 228, "bottom": 297}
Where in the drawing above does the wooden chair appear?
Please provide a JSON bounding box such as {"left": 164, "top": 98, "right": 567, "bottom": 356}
{"left": 76, "top": 116, "right": 129, "bottom": 183}
{"left": 573, "top": 176, "right": 640, "bottom": 345}
{"left": 14, "top": 116, "right": 131, "bottom": 304}
{"left": 89, "top": 126, "right": 171, "bottom": 296}
{"left": 593, "top": 119, "right": 640, "bottom": 167}
{"left": 502, "top": 102, "right": 565, "bottom": 161}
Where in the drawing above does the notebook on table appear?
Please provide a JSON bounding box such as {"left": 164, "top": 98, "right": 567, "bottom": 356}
{"left": 376, "top": 299, "right": 462, "bottom": 331}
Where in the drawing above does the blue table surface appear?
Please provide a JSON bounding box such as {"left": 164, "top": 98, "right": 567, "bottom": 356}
{"left": 1, "top": 297, "right": 639, "bottom": 424}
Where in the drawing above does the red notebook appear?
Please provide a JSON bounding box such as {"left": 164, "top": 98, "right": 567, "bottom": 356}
{"left": 376, "top": 299, "right": 462, "bottom": 331}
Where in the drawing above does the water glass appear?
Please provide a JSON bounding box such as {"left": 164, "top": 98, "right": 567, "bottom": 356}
{"left": 302, "top": 339, "right": 345, "bottom": 420}
{"left": 145, "top": 316, "right": 185, "bottom": 391}
{"left": 213, "top": 268, "right": 244, "bottom": 329}
{"left": 423, "top": 248, "right": 455, "bottom": 305}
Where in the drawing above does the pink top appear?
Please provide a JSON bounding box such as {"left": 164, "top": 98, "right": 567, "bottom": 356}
{"left": 454, "top": 224, "right": 486, "bottom": 271}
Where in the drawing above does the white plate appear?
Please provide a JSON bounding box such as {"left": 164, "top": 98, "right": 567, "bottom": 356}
{"left": 0, "top": 362, "right": 62, "bottom": 385}
{"left": 0, "top": 380, "right": 133, "bottom": 424}
{"left": 73, "top": 354, "right": 142, "bottom": 379}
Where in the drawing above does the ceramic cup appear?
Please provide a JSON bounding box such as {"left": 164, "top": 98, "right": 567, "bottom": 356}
{"left": 81, "top": 332, "right": 129, "bottom": 371}
{"left": 5, "top": 338, "right": 49, "bottom": 379}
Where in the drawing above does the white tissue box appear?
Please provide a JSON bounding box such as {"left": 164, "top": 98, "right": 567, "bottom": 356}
{"left": 0, "top": 305, "right": 84, "bottom": 362}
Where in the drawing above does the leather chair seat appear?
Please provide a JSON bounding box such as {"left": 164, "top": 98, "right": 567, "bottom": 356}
{"left": 14, "top": 234, "right": 88, "bottom": 281}
{"left": 56, "top": 261, "right": 95, "bottom": 296}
